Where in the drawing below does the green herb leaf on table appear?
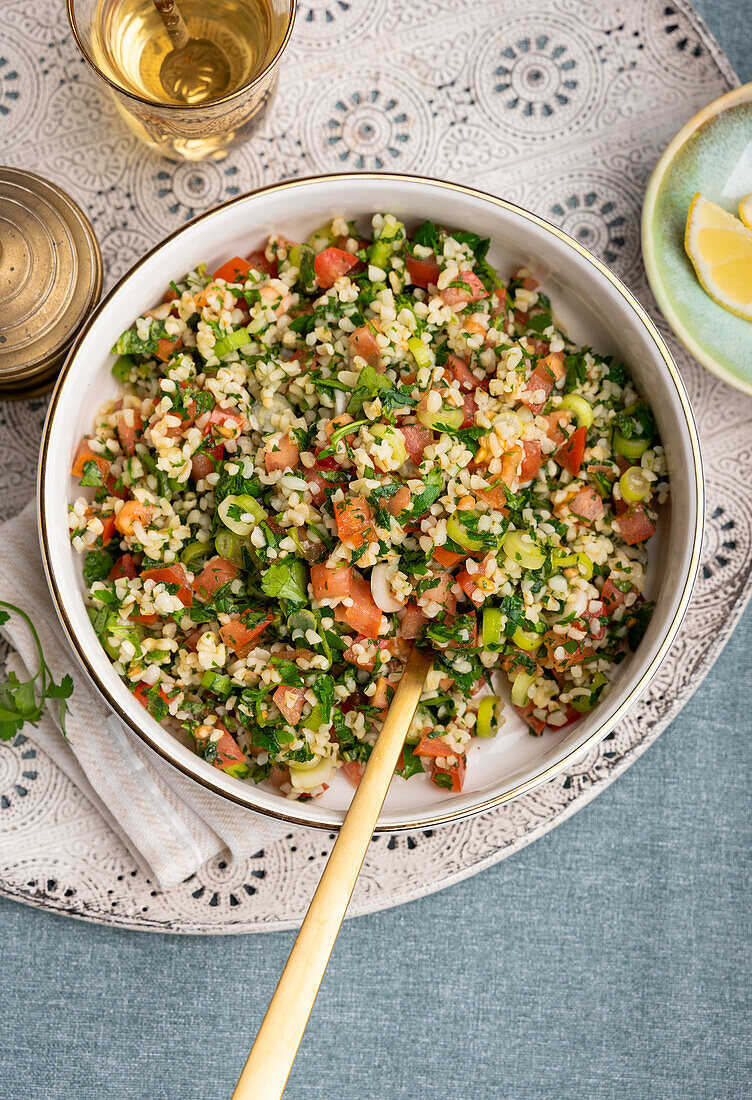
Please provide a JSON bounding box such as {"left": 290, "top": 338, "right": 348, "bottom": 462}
{"left": 0, "top": 603, "right": 74, "bottom": 742}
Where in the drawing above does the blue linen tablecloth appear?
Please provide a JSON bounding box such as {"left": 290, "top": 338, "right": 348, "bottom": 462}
{"left": 0, "top": 2, "right": 750, "bottom": 1098}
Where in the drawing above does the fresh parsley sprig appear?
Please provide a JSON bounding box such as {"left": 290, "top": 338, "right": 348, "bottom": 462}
{"left": 0, "top": 602, "right": 73, "bottom": 742}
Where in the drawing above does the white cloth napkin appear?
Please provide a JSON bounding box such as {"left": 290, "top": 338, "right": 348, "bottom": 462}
{"left": 0, "top": 501, "right": 295, "bottom": 889}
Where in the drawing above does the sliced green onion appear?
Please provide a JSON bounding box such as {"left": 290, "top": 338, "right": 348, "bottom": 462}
{"left": 511, "top": 625, "right": 542, "bottom": 653}
{"left": 481, "top": 606, "right": 503, "bottom": 648}
{"left": 201, "top": 670, "right": 232, "bottom": 696}
{"left": 288, "top": 608, "right": 317, "bottom": 638}
{"left": 306, "top": 223, "right": 334, "bottom": 253}
{"left": 510, "top": 670, "right": 535, "bottom": 708}
{"left": 408, "top": 335, "right": 432, "bottom": 370}
{"left": 559, "top": 394, "right": 594, "bottom": 428}
{"left": 288, "top": 754, "right": 333, "bottom": 790}
{"left": 180, "top": 540, "right": 211, "bottom": 569}
{"left": 214, "top": 529, "right": 245, "bottom": 563}
{"left": 370, "top": 423, "right": 408, "bottom": 470}
{"left": 552, "top": 550, "right": 578, "bottom": 569}
{"left": 224, "top": 761, "right": 250, "bottom": 779}
{"left": 217, "top": 494, "right": 266, "bottom": 537}
{"left": 576, "top": 552, "right": 594, "bottom": 580}
{"left": 619, "top": 467, "right": 650, "bottom": 503}
{"left": 112, "top": 354, "right": 134, "bottom": 381}
{"left": 476, "top": 695, "right": 500, "bottom": 738}
{"left": 613, "top": 429, "right": 649, "bottom": 460}
{"left": 302, "top": 704, "right": 325, "bottom": 732}
{"left": 446, "top": 511, "right": 485, "bottom": 552}
{"left": 212, "top": 327, "right": 251, "bottom": 359}
{"left": 417, "top": 402, "right": 464, "bottom": 432}
{"left": 569, "top": 672, "right": 608, "bottom": 713}
{"left": 329, "top": 417, "right": 368, "bottom": 450}
{"left": 369, "top": 239, "right": 393, "bottom": 271}
{"left": 503, "top": 529, "right": 546, "bottom": 570}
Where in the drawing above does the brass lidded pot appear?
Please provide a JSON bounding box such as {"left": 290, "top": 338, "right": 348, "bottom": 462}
{"left": 0, "top": 167, "right": 102, "bottom": 400}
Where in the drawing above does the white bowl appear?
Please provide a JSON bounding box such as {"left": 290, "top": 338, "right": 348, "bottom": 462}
{"left": 39, "top": 174, "right": 704, "bottom": 832}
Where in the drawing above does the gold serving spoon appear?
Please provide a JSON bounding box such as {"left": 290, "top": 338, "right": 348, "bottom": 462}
{"left": 231, "top": 646, "right": 434, "bottom": 1100}
{"left": 152, "top": 0, "right": 231, "bottom": 104}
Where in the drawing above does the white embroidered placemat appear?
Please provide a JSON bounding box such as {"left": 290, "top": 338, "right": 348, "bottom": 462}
{"left": 0, "top": 0, "right": 751, "bottom": 933}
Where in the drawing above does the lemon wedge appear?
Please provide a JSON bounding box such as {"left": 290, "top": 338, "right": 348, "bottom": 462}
{"left": 739, "top": 192, "right": 752, "bottom": 230}
{"left": 684, "top": 193, "right": 752, "bottom": 321}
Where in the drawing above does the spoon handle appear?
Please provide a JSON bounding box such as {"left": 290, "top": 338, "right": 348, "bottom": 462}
{"left": 152, "top": 0, "right": 190, "bottom": 50}
{"left": 231, "top": 646, "right": 433, "bottom": 1100}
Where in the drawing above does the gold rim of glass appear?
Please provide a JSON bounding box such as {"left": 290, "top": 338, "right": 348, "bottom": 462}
{"left": 38, "top": 172, "right": 705, "bottom": 834}
{"left": 66, "top": 0, "right": 296, "bottom": 112}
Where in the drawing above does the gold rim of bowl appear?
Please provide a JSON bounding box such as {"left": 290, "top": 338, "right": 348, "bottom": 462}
{"left": 66, "top": 0, "right": 296, "bottom": 113}
{"left": 38, "top": 173, "right": 705, "bottom": 833}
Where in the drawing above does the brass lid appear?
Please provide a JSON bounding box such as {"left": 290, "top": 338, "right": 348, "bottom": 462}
{"left": 0, "top": 167, "right": 102, "bottom": 399}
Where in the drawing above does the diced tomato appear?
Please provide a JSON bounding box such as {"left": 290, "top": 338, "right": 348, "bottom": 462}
{"left": 109, "top": 553, "right": 138, "bottom": 581}
{"left": 546, "top": 410, "right": 569, "bottom": 446}
{"left": 247, "top": 249, "right": 278, "bottom": 277}
{"left": 190, "top": 452, "right": 215, "bottom": 481}
{"left": 349, "top": 325, "right": 382, "bottom": 367}
{"left": 419, "top": 570, "right": 453, "bottom": 609}
{"left": 219, "top": 612, "right": 274, "bottom": 657}
{"left": 156, "top": 337, "right": 181, "bottom": 363}
{"left": 398, "top": 602, "right": 427, "bottom": 639}
{"left": 513, "top": 703, "right": 546, "bottom": 735}
{"left": 405, "top": 254, "right": 441, "bottom": 289}
{"left": 371, "top": 676, "right": 395, "bottom": 712}
{"left": 337, "top": 571, "right": 382, "bottom": 640}
{"left": 114, "top": 500, "right": 154, "bottom": 536}
{"left": 302, "top": 469, "right": 327, "bottom": 506}
{"left": 92, "top": 514, "right": 116, "bottom": 547}
{"left": 446, "top": 354, "right": 480, "bottom": 393}
{"left": 333, "top": 496, "right": 376, "bottom": 550}
{"left": 341, "top": 760, "right": 364, "bottom": 787}
{"left": 194, "top": 721, "right": 247, "bottom": 772}
{"left": 386, "top": 485, "right": 411, "bottom": 518}
{"left": 132, "top": 611, "right": 158, "bottom": 626}
{"left": 440, "top": 269, "right": 487, "bottom": 307}
{"left": 207, "top": 407, "right": 244, "bottom": 440}
{"left": 601, "top": 577, "right": 627, "bottom": 616}
{"left": 273, "top": 685, "right": 306, "bottom": 726}
{"left": 116, "top": 411, "right": 142, "bottom": 456}
{"left": 314, "top": 247, "right": 359, "bottom": 289}
{"left": 133, "top": 681, "right": 170, "bottom": 711}
{"left": 456, "top": 567, "right": 488, "bottom": 607}
{"left": 71, "top": 439, "right": 111, "bottom": 482}
{"left": 431, "top": 756, "right": 466, "bottom": 793}
{"left": 163, "top": 286, "right": 179, "bottom": 303}
{"left": 614, "top": 504, "right": 656, "bottom": 546}
{"left": 570, "top": 485, "right": 604, "bottom": 524}
{"left": 264, "top": 432, "right": 299, "bottom": 473}
{"left": 213, "top": 256, "right": 251, "bottom": 283}
{"left": 554, "top": 425, "right": 587, "bottom": 477}
{"left": 213, "top": 727, "right": 247, "bottom": 771}
{"left": 400, "top": 425, "right": 433, "bottom": 463}
{"left": 539, "top": 351, "right": 565, "bottom": 380}
{"left": 310, "top": 563, "right": 353, "bottom": 601}
{"left": 461, "top": 391, "right": 478, "bottom": 429}
{"left": 519, "top": 440, "right": 542, "bottom": 482}
{"left": 192, "top": 556, "right": 239, "bottom": 600}
{"left": 521, "top": 364, "right": 556, "bottom": 414}
{"left": 343, "top": 635, "right": 379, "bottom": 671}
{"left": 480, "top": 480, "right": 510, "bottom": 513}
{"left": 142, "top": 563, "right": 193, "bottom": 607}
{"left": 544, "top": 631, "right": 592, "bottom": 672}
{"left": 416, "top": 735, "right": 461, "bottom": 758}
{"left": 582, "top": 611, "right": 606, "bottom": 642}
{"left": 432, "top": 546, "right": 467, "bottom": 569}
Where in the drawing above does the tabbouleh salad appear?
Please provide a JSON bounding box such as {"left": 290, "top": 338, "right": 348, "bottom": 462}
{"left": 68, "top": 213, "right": 668, "bottom": 799}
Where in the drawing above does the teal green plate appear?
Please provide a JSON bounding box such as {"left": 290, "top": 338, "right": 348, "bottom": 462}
{"left": 642, "top": 83, "right": 752, "bottom": 395}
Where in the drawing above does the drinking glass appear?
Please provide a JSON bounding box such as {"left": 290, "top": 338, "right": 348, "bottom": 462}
{"left": 67, "top": 0, "right": 295, "bottom": 161}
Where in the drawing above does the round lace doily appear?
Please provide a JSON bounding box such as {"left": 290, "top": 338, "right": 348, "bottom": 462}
{"left": 1, "top": 0, "right": 750, "bottom": 933}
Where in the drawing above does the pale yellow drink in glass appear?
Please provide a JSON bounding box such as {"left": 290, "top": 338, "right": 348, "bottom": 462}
{"left": 68, "top": 0, "right": 294, "bottom": 161}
